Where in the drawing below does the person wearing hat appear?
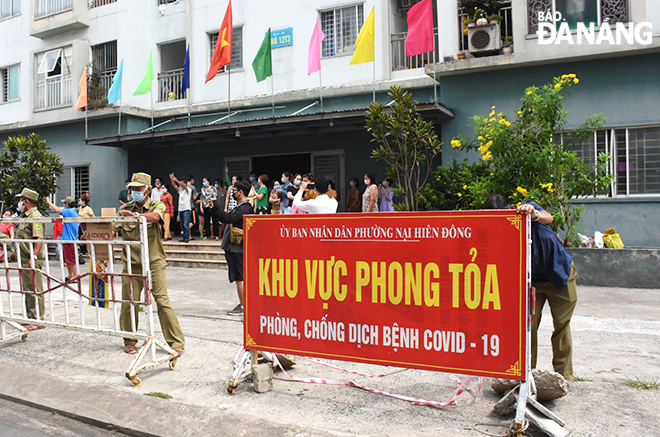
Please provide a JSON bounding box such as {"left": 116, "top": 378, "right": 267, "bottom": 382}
{"left": 46, "top": 196, "right": 79, "bottom": 282}
{"left": 113, "top": 172, "right": 185, "bottom": 356}
{"left": 15, "top": 188, "right": 46, "bottom": 329}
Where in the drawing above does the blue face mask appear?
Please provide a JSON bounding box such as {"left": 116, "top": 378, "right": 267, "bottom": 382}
{"left": 78, "top": 201, "right": 83, "bottom": 206}
{"left": 214, "top": 184, "right": 219, "bottom": 189}
{"left": 203, "top": 181, "right": 209, "bottom": 187}
{"left": 349, "top": 181, "right": 354, "bottom": 187}
{"left": 382, "top": 181, "right": 387, "bottom": 187}
{"left": 281, "top": 177, "right": 286, "bottom": 183}
{"left": 249, "top": 176, "right": 256, "bottom": 182}
{"left": 294, "top": 180, "right": 302, "bottom": 186}
{"left": 131, "top": 190, "right": 146, "bottom": 203}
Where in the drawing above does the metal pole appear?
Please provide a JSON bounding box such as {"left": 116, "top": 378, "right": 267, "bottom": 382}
{"left": 150, "top": 91, "right": 154, "bottom": 129}
{"left": 319, "top": 68, "right": 323, "bottom": 112}
{"left": 372, "top": 61, "right": 376, "bottom": 102}
{"left": 118, "top": 98, "right": 122, "bottom": 136}
{"left": 271, "top": 75, "right": 275, "bottom": 119}
{"left": 228, "top": 66, "right": 231, "bottom": 119}
{"left": 433, "top": 38, "right": 438, "bottom": 106}
{"left": 84, "top": 104, "right": 88, "bottom": 141}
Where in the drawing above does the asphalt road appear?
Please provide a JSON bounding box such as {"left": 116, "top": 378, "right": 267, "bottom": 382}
{"left": 0, "top": 398, "right": 124, "bottom": 437}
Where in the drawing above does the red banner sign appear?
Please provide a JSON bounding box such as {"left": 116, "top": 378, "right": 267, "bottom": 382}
{"left": 244, "top": 211, "right": 529, "bottom": 380}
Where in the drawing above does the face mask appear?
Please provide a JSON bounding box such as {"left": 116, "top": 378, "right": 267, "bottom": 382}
{"left": 161, "top": 188, "right": 167, "bottom": 193}
{"left": 349, "top": 181, "right": 354, "bottom": 187}
{"left": 274, "top": 185, "right": 280, "bottom": 190}
{"left": 18, "top": 200, "right": 25, "bottom": 212}
{"left": 364, "top": 179, "right": 370, "bottom": 186}
{"left": 155, "top": 183, "right": 161, "bottom": 188}
{"left": 382, "top": 181, "right": 387, "bottom": 187}
{"left": 203, "top": 182, "right": 209, "bottom": 187}
{"left": 125, "top": 185, "right": 129, "bottom": 190}
{"left": 294, "top": 180, "right": 302, "bottom": 186}
{"left": 249, "top": 177, "right": 255, "bottom": 182}
{"left": 131, "top": 190, "right": 146, "bottom": 203}
{"left": 281, "top": 177, "right": 286, "bottom": 183}
{"left": 214, "top": 184, "right": 219, "bottom": 189}
{"left": 78, "top": 201, "right": 83, "bottom": 206}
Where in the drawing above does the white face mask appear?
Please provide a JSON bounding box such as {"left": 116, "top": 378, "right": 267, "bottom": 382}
{"left": 18, "top": 200, "right": 25, "bottom": 212}
{"left": 364, "top": 179, "right": 370, "bottom": 186}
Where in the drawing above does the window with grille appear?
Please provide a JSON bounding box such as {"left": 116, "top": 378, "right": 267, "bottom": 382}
{"left": 1, "top": 65, "right": 19, "bottom": 103}
{"left": 209, "top": 27, "right": 243, "bottom": 72}
{"left": 92, "top": 41, "right": 117, "bottom": 73}
{"left": 1, "top": 0, "right": 20, "bottom": 19}
{"left": 321, "top": 4, "right": 364, "bottom": 58}
{"left": 563, "top": 126, "right": 660, "bottom": 196}
{"left": 54, "top": 165, "right": 90, "bottom": 202}
{"left": 35, "top": 0, "right": 72, "bottom": 18}
{"left": 35, "top": 47, "right": 73, "bottom": 109}
{"left": 89, "top": 0, "right": 116, "bottom": 8}
{"left": 527, "top": 0, "right": 629, "bottom": 35}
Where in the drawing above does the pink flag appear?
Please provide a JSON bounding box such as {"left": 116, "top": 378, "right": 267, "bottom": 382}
{"left": 308, "top": 18, "right": 326, "bottom": 75}
{"left": 405, "top": 0, "right": 434, "bottom": 57}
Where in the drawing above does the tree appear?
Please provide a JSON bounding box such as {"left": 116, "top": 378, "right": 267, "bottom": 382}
{"left": 366, "top": 85, "right": 442, "bottom": 211}
{"left": 0, "top": 134, "right": 64, "bottom": 212}
{"left": 421, "top": 74, "right": 612, "bottom": 245}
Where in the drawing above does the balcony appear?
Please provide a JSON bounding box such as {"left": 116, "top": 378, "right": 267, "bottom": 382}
{"left": 36, "top": 75, "right": 72, "bottom": 110}
{"left": 31, "top": 0, "right": 89, "bottom": 39}
{"left": 89, "top": 0, "right": 116, "bottom": 8}
{"left": 458, "top": 1, "right": 512, "bottom": 56}
{"left": 391, "top": 30, "right": 440, "bottom": 71}
{"left": 157, "top": 69, "right": 186, "bottom": 103}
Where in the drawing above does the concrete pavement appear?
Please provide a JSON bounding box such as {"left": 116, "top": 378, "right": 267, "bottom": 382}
{"left": 0, "top": 265, "right": 659, "bottom": 436}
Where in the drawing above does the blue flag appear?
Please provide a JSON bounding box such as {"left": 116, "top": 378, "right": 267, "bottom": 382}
{"left": 107, "top": 59, "right": 123, "bottom": 104}
{"left": 181, "top": 45, "right": 190, "bottom": 95}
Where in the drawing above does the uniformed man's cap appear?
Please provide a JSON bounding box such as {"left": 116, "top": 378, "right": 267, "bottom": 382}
{"left": 128, "top": 172, "right": 151, "bottom": 187}
{"left": 62, "top": 196, "right": 76, "bottom": 205}
{"left": 15, "top": 188, "right": 39, "bottom": 202}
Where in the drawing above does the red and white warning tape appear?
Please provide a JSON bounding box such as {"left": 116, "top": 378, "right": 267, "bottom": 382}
{"left": 232, "top": 347, "right": 482, "bottom": 408}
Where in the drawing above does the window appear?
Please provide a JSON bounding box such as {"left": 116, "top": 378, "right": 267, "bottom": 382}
{"left": 55, "top": 166, "right": 90, "bottom": 202}
{"left": 1, "top": 65, "right": 19, "bottom": 103}
{"left": 1, "top": 0, "right": 20, "bottom": 19}
{"left": 527, "top": 0, "right": 629, "bottom": 34}
{"left": 209, "top": 27, "right": 243, "bottom": 72}
{"left": 35, "top": 47, "right": 73, "bottom": 109}
{"left": 562, "top": 126, "right": 660, "bottom": 196}
{"left": 89, "top": 0, "right": 116, "bottom": 8}
{"left": 35, "top": 0, "right": 73, "bottom": 18}
{"left": 321, "top": 4, "right": 364, "bottom": 58}
{"left": 91, "top": 41, "right": 117, "bottom": 95}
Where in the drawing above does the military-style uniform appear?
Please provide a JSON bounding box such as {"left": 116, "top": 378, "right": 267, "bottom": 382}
{"left": 113, "top": 196, "right": 185, "bottom": 350}
{"left": 17, "top": 207, "right": 45, "bottom": 320}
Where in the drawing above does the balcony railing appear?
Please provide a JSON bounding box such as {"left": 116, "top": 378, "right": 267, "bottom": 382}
{"left": 35, "top": 0, "right": 73, "bottom": 18}
{"left": 36, "top": 74, "right": 72, "bottom": 109}
{"left": 391, "top": 30, "right": 439, "bottom": 72}
{"left": 89, "top": 0, "right": 116, "bottom": 8}
{"left": 157, "top": 69, "right": 185, "bottom": 103}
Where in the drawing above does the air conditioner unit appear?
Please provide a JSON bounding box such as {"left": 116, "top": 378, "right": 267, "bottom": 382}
{"left": 468, "top": 23, "right": 501, "bottom": 56}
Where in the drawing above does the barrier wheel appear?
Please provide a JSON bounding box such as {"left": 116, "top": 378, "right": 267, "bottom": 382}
{"left": 227, "top": 385, "right": 235, "bottom": 395}
{"left": 131, "top": 377, "right": 141, "bottom": 387}
{"left": 21, "top": 334, "right": 28, "bottom": 342}
{"left": 169, "top": 359, "right": 177, "bottom": 370}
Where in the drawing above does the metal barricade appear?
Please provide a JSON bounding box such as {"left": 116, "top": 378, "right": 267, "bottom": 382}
{"left": 0, "top": 216, "right": 178, "bottom": 386}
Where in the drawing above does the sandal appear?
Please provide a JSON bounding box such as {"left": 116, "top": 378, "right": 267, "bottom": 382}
{"left": 202, "top": 237, "right": 209, "bottom": 241}
{"left": 124, "top": 344, "right": 138, "bottom": 354}
{"left": 215, "top": 236, "right": 220, "bottom": 241}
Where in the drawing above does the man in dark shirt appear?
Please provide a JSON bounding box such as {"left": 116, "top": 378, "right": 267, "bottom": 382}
{"left": 484, "top": 194, "right": 577, "bottom": 380}
{"left": 212, "top": 180, "right": 254, "bottom": 316}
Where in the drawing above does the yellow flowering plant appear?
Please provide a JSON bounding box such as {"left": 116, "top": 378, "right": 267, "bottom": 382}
{"left": 422, "top": 74, "right": 613, "bottom": 244}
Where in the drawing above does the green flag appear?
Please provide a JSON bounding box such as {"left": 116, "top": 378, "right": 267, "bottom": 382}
{"left": 133, "top": 51, "right": 155, "bottom": 96}
{"left": 252, "top": 28, "right": 272, "bottom": 82}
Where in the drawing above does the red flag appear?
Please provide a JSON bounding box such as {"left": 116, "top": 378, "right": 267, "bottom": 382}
{"left": 206, "top": 0, "right": 233, "bottom": 83}
{"left": 405, "top": 0, "right": 434, "bottom": 57}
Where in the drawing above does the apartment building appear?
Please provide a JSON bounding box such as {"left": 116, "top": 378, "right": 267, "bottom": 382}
{"left": 1, "top": 0, "right": 659, "bottom": 245}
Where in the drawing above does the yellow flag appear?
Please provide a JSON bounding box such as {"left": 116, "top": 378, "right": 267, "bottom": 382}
{"left": 350, "top": 6, "right": 375, "bottom": 65}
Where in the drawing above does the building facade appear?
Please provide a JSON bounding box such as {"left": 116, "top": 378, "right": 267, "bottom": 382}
{"left": 1, "top": 0, "right": 659, "bottom": 245}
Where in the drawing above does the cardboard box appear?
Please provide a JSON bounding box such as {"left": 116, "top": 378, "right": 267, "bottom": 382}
{"left": 82, "top": 222, "right": 113, "bottom": 261}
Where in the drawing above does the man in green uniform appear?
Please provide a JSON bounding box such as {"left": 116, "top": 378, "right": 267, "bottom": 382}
{"left": 114, "top": 172, "right": 185, "bottom": 356}
{"left": 15, "top": 188, "right": 46, "bottom": 330}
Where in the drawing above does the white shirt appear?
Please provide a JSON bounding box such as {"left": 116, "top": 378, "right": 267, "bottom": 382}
{"left": 150, "top": 186, "right": 162, "bottom": 201}
{"left": 292, "top": 190, "right": 338, "bottom": 214}
{"left": 177, "top": 185, "right": 191, "bottom": 211}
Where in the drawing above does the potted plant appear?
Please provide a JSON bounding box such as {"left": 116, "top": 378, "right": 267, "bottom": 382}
{"left": 502, "top": 36, "right": 513, "bottom": 54}
{"left": 487, "top": 14, "right": 503, "bottom": 23}
{"left": 474, "top": 8, "right": 488, "bottom": 25}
